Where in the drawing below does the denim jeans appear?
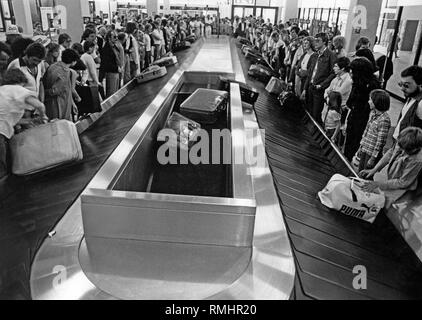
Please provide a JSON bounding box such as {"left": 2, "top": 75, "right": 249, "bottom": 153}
{"left": 105, "top": 73, "right": 120, "bottom": 98}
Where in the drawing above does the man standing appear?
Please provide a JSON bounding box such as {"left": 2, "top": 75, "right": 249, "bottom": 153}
{"left": 302, "top": 33, "right": 337, "bottom": 124}
{"left": 394, "top": 66, "right": 422, "bottom": 142}
{"left": 58, "top": 33, "right": 72, "bottom": 61}
{"left": 5, "top": 25, "right": 22, "bottom": 48}
{"left": 8, "top": 42, "right": 46, "bottom": 102}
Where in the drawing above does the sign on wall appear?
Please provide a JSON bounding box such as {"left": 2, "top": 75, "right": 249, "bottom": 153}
{"left": 397, "top": 0, "right": 422, "bottom": 5}
{"left": 40, "top": 7, "right": 54, "bottom": 31}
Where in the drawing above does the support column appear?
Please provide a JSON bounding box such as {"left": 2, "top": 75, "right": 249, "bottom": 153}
{"left": 13, "top": 0, "right": 33, "bottom": 36}
{"left": 344, "top": 0, "right": 383, "bottom": 53}
{"left": 280, "top": 0, "right": 299, "bottom": 24}
{"left": 147, "top": 0, "right": 159, "bottom": 17}
{"left": 52, "top": 0, "right": 84, "bottom": 43}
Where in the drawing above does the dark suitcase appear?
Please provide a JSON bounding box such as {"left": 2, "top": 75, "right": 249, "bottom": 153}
{"left": 75, "top": 83, "right": 102, "bottom": 116}
{"left": 185, "top": 35, "right": 196, "bottom": 43}
{"left": 278, "top": 88, "right": 302, "bottom": 111}
{"left": 158, "top": 112, "right": 201, "bottom": 151}
{"left": 245, "top": 51, "right": 266, "bottom": 65}
{"left": 218, "top": 76, "right": 259, "bottom": 105}
{"left": 153, "top": 56, "right": 178, "bottom": 67}
{"left": 248, "top": 64, "right": 278, "bottom": 84}
{"left": 180, "top": 89, "right": 228, "bottom": 124}
{"left": 237, "top": 36, "right": 251, "bottom": 46}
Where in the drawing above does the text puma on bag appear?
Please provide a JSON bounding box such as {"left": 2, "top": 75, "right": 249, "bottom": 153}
{"left": 318, "top": 174, "right": 386, "bottom": 223}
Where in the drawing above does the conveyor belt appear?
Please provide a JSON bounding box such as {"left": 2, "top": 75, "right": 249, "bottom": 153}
{"left": 234, "top": 39, "right": 422, "bottom": 299}
{"left": 0, "top": 40, "right": 204, "bottom": 299}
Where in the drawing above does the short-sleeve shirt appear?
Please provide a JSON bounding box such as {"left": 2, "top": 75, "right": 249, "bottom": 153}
{"left": 325, "top": 110, "right": 341, "bottom": 130}
{"left": 8, "top": 58, "right": 45, "bottom": 96}
{"left": 0, "top": 85, "right": 36, "bottom": 139}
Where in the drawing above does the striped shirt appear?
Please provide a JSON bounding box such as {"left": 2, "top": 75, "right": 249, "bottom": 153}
{"left": 360, "top": 110, "right": 391, "bottom": 159}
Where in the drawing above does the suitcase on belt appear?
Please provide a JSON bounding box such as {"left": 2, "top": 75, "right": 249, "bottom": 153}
{"left": 237, "top": 36, "right": 251, "bottom": 46}
{"left": 241, "top": 44, "right": 253, "bottom": 54}
{"left": 185, "top": 35, "right": 196, "bottom": 43}
{"left": 218, "top": 76, "right": 259, "bottom": 105}
{"left": 248, "top": 64, "right": 277, "bottom": 84}
{"left": 10, "top": 120, "right": 83, "bottom": 176}
{"left": 75, "top": 83, "right": 102, "bottom": 116}
{"left": 180, "top": 89, "right": 228, "bottom": 125}
{"left": 158, "top": 112, "right": 201, "bottom": 151}
{"left": 245, "top": 51, "right": 265, "bottom": 63}
{"left": 153, "top": 56, "right": 178, "bottom": 67}
{"left": 136, "top": 65, "right": 167, "bottom": 84}
{"left": 265, "top": 77, "right": 286, "bottom": 95}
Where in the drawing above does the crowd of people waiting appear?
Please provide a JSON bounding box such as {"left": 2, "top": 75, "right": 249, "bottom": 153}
{"left": 0, "top": 13, "right": 216, "bottom": 180}
{"left": 235, "top": 16, "right": 422, "bottom": 207}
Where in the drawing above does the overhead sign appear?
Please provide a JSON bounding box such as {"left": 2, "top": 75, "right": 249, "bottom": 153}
{"left": 397, "top": 0, "right": 422, "bottom": 5}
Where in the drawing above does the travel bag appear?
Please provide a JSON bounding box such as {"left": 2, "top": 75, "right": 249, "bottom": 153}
{"left": 136, "top": 65, "right": 167, "bottom": 84}
{"left": 75, "top": 83, "right": 102, "bottom": 116}
{"left": 153, "top": 56, "right": 178, "bottom": 67}
{"left": 10, "top": 120, "right": 83, "bottom": 176}
{"left": 278, "top": 88, "right": 301, "bottom": 111}
{"left": 237, "top": 36, "right": 252, "bottom": 46}
{"left": 318, "top": 174, "right": 386, "bottom": 223}
{"left": 185, "top": 35, "right": 196, "bottom": 43}
{"left": 180, "top": 89, "right": 229, "bottom": 125}
{"left": 158, "top": 112, "right": 201, "bottom": 151}
{"left": 265, "top": 77, "right": 286, "bottom": 95}
{"left": 248, "top": 64, "right": 277, "bottom": 84}
{"left": 218, "top": 76, "right": 259, "bottom": 105}
{"left": 245, "top": 51, "right": 266, "bottom": 65}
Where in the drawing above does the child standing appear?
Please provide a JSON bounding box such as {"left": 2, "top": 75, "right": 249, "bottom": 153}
{"left": 324, "top": 91, "right": 342, "bottom": 143}
{"left": 356, "top": 89, "right": 391, "bottom": 172}
{"left": 0, "top": 68, "right": 47, "bottom": 179}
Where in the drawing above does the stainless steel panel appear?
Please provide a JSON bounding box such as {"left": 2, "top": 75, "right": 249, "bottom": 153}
{"left": 79, "top": 237, "right": 252, "bottom": 300}
{"left": 82, "top": 189, "right": 255, "bottom": 214}
{"left": 230, "top": 82, "right": 255, "bottom": 199}
{"left": 82, "top": 200, "right": 255, "bottom": 247}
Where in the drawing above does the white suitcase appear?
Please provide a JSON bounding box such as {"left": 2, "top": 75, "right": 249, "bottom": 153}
{"left": 265, "top": 76, "right": 286, "bottom": 95}
{"left": 136, "top": 66, "right": 167, "bottom": 84}
{"left": 10, "top": 120, "right": 83, "bottom": 176}
{"left": 152, "top": 56, "right": 178, "bottom": 67}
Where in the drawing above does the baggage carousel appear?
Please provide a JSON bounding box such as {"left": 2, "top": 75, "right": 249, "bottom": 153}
{"left": 28, "top": 37, "right": 296, "bottom": 300}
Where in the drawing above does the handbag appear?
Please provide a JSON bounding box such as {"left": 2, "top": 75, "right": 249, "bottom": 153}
{"left": 318, "top": 174, "right": 386, "bottom": 223}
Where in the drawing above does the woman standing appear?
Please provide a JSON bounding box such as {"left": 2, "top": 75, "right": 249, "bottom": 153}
{"left": 332, "top": 35, "right": 347, "bottom": 58}
{"left": 295, "top": 36, "right": 315, "bottom": 96}
{"left": 100, "top": 30, "right": 121, "bottom": 98}
{"left": 44, "top": 43, "right": 60, "bottom": 68}
{"left": 43, "top": 49, "right": 81, "bottom": 121}
{"left": 344, "top": 57, "right": 381, "bottom": 161}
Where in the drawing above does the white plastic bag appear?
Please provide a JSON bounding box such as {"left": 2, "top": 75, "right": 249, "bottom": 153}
{"left": 318, "top": 174, "right": 386, "bottom": 223}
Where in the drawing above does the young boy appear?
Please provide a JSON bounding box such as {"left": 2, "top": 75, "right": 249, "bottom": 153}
{"left": 0, "top": 68, "right": 47, "bottom": 179}
{"left": 356, "top": 89, "right": 391, "bottom": 172}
